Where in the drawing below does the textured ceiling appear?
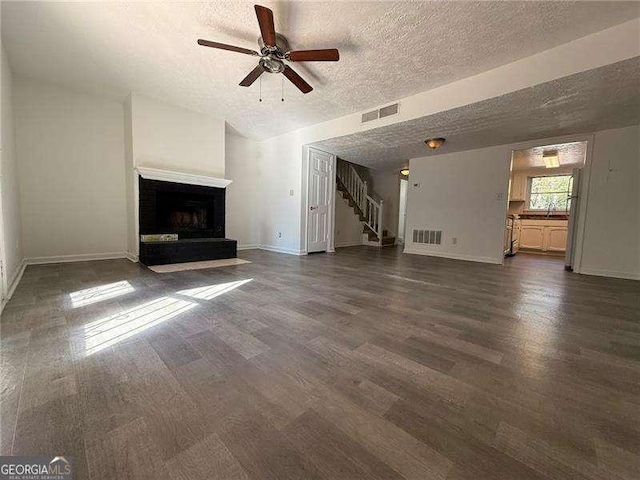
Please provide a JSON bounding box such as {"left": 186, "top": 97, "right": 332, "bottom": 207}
{"left": 311, "top": 57, "right": 640, "bottom": 170}
{"left": 2, "top": 1, "right": 639, "bottom": 139}
{"left": 512, "top": 142, "right": 587, "bottom": 171}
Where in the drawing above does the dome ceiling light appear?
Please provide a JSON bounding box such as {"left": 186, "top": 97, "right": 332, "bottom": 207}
{"left": 425, "top": 138, "right": 446, "bottom": 149}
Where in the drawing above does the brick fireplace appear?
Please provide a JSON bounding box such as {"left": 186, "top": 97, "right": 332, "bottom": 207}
{"left": 138, "top": 175, "right": 236, "bottom": 265}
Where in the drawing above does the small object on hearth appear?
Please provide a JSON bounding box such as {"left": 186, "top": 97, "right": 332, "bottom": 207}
{"left": 140, "top": 234, "right": 179, "bottom": 243}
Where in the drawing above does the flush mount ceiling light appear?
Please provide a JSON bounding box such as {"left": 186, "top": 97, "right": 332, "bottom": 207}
{"left": 425, "top": 138, "right": 446, "bottom": 149}
{"left": 400, "top": 168, "right": 410, "bottom": 176}
{"left": 543, "top": 150, "right": 560, "bottom": 168}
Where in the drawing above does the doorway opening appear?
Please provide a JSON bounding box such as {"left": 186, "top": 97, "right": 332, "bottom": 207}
{"left": 504, "top": 140, "right": 587, "bottom": 270}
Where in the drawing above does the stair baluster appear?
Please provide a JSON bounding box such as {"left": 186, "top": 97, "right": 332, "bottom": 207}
{"left": 336, "top": 159, "right": 386, "bottom": 245}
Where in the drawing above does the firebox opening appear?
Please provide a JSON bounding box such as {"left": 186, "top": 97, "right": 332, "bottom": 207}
{"left": 156, "top": 191, "right": 213, "bottom": 234}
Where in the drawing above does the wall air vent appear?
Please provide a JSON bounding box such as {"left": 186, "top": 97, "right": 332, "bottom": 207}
{"left": 379, "top": 103, "right": 399, "bottom": 118}
{"left": 361, "top": 110, "right": 379, "bottom": 123}
{"left": 412, "top": 229, "right": 442, "bottom": 245}
{"left": 361, "top": 103, "right": 400, "bottom": 124}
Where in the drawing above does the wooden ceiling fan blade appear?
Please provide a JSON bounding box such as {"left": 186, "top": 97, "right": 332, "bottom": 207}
{"left": 239, "top": 65, "right": 265, "bottom": 87}
{"left": 287, "top": 49, "right": 340, "bottom": 62}
{"left": 283, "top": 66, "right": 313, "bottom": 94}
{"left": 255, "top": 5, "right": 276, "bottom": 47}
{"left": 197, "top": 39, "right": 259, "bottom": 56}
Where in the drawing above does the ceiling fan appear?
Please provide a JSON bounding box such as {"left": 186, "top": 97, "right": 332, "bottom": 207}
{"left": 198, "top": 4, "right": 339, "bottom": 94}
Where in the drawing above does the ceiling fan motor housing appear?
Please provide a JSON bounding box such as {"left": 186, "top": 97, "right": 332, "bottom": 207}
{"left": 258, "top": 34, "right": 289, "bottom": 73}
{"left": 258, "top": 33, "right": 290, "bottom": 56}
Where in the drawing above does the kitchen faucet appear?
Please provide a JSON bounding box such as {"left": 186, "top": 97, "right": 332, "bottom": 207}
{"left": 546, "top": 203, "right": 557, "bottom": 217}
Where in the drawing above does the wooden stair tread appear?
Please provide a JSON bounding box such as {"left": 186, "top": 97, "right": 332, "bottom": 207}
{"left": 337, "top": 177, "right": 365, "bottom": 218}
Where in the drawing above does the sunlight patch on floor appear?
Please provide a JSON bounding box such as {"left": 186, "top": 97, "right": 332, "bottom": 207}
{"left": 176, "top": 279, "right": 252, "bottom": 300}
{"left": 70, "top": 281, "right": 134, "bottom": 308}
{"left": 82, "top": 279, "right": 253, "bottom": 355}
{"left": 83, "top": 297, "right": 195, "bottom": 355}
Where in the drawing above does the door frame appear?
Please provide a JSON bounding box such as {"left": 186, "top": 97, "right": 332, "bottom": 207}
{"left": 397, "top": 178, "right": 408, "bottom": 244}
{"left": 0, "top": 165, "right": 7, "bottom": 308}
{"left": 304, "top": 147, "right": 336, "bottom": 254}
{"left": 502, "top": 133, "right": 594, "bottom": 272}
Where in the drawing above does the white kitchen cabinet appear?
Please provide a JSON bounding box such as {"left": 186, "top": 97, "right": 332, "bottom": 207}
{"left": 520, "top": 225, "right": 545, "bottom": 250}
{"left": 509, "top": 173, "right": 527, "bottom": 201}
{"left": 519, "top": 219, "right": 568, "bottom": 253}
{"left": 546, "top": 227, "right": 568, "bottom": 252}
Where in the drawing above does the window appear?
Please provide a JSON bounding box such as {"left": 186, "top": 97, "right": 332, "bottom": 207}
{"left": 527, "top": 175, "right": 573, "bottom": 211}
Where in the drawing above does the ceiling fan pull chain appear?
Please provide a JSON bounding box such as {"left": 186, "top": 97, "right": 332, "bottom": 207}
{"left": 281, "top": 76, "right": 284, "bottom": 102}
{"left": 259, "top": 76, "right": 262, "bottom": 102}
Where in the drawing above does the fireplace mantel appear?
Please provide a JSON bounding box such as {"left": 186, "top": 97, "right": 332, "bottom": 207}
{"left": 136, "top": 166, "right": 233, "bottom": 189}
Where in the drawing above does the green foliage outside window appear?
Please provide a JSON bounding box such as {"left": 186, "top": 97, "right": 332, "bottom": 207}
{"left": 528, "top": 175, "right": 573, "bottom": 211}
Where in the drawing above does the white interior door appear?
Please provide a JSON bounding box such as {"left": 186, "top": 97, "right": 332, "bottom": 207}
{"left": 307, "top": 148, "right": 334, "bottom": 253}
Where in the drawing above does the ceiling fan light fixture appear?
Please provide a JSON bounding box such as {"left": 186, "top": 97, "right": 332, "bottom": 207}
{"left": 425, "top": 138, "right": 446, "bottom": 149}
{"left": 543, "top": 150, "right": 560, "bottom": 168}
{"left": 400, "top": 168, "right": 410, "bottom": 176}
{"left": 259, "top": 56, "right": 284, "bottom": 73}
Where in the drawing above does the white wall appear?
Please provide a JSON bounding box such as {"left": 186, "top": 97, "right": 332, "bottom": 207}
{"left": 13, "top": 78, "right": 127, "bottom": 260}
{"left": 258, "top": 132, "right": 307, "bottom": 254}
{"left": 257, "top": 20, "right": 639, "bottom": 256}
{"left": 225, "top": 132, "right": 259, "bottom": 248}
{"left": 579, "top": 125, "right": 640, "bottom": 279}
{"left": 370, "top": 170, "right": 401, "bottom": 237}
{"left": 130, "top": 94, "right": 225, "bottom": 177}
{"left": 124, "top": 95, "right": 136, "bottom": 258}
{"left": 403, "top": 128, "right": 640, "bottom": 280}
{"left": 1, "top": 45, "right": 23, "bottom": 296}
{"left": 404, "top": 145, "right": 511, "bottom": 264}
{"left": 334, "top": 186, "right": 363, "bottom": 247}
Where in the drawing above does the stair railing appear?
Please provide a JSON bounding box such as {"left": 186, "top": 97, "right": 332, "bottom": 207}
{"left": 337, "top": 159, "right": 367, "bottom": 214}
{"left": 365, "top": 196, "right": 384, "bottom": 245}
{"left": 337, "top": 159, "right": 384, "bottom": 244}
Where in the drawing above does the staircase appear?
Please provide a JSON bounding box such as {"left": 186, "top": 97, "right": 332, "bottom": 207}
{"left": 336, "top": 159, "right": 395, "bottom": 247}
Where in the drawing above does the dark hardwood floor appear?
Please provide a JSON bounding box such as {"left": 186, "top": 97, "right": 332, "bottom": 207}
{"left": 1, "top": 247, "right": 638, "bottom": 479}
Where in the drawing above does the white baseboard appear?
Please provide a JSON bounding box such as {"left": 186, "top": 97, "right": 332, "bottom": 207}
{"left": 125, "top": 252, "right": 139, "bottom": 263}
{"left": 237, "top": 244, "right": 259, "bottom": 251}
{"left": 403, "top": 247, "right": 502, "bottom": 265}
{"left": 335, "top": 241, "right": 364, "bottom": 248}
{"left": 25, "top": 252, "right": 128, "bottom": 265}
{"left": 578, "top": 268, "right": 640, "bottom": 281}
{"left": 3, "top": 258, "right": 27, "bottom": 309}
{"left": 258, "top": 244, "right": 306, "bottom": 256}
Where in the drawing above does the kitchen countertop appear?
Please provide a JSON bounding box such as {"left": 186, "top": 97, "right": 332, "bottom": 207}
{"left": 518, "top": 214, "right": 569, "bottom": 220}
